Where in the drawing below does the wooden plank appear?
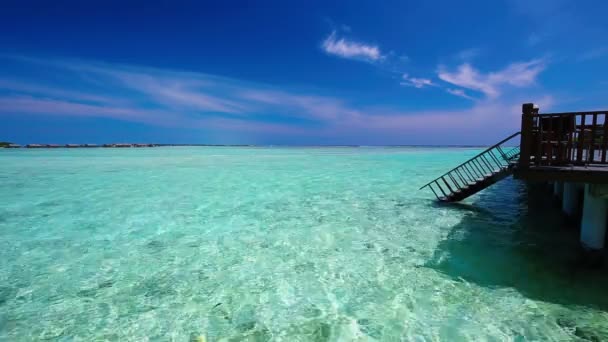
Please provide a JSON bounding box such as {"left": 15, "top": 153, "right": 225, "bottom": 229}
{"left": 514, "top": 167, "right": 608, "bottom": 184}
{"left": 577, "top": 114, "right": 585, "bottom": 163}
{"left": 590, "top": 113, "right": 597, "bottom": 163}
{"left": 535, "top": 117, "right": 542, "bottom": 166}
{"left": 567, "top": 114, "right": 574, "bottom": 162}
{"left": 538, "top": 110, "right": 608, "bottom": 116}
{"left": 519, "top": 103, "right": 536, "bottom": 169}
{"left": 546, "top": 115, "right": 553, "bottom": 164}
{"left": 556, "top": 114, "right": 564, "bottom": 164}
{"left": 603, "top": 113, "right": 608, "bottom": 163}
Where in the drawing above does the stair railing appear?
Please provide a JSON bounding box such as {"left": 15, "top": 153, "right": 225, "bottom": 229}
{"left": 419, "top": 132, "right": 521, "bottom": 200}
{"left": 504, "top": 145, "right": 521, "bottom": 161}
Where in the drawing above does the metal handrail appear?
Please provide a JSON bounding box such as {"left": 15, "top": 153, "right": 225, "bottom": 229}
{"left": 504, "top": 146, "right": 520, "bottom": 160}
{"left": 419, "top": 132, "right": 520, "bottom": 190}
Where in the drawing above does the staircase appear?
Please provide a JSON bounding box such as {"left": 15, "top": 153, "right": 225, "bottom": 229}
{"left": 420, "top": 132, "right": 521, "bottom": 202}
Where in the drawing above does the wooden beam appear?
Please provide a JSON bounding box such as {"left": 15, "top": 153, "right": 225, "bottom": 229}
{"left": 514, "top": 167, "right": 608, "bottom": 184}
{"left": 519, "top": 103, "right": 535, "bottom": 169}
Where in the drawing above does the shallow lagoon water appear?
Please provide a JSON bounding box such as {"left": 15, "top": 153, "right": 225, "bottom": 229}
{"left": 1, "top": 147, "right": 608, "bottom": 341}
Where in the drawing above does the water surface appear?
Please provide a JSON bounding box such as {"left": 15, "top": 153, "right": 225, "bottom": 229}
{"left": 1, "top": 147, "right": 607, "bottom": 341}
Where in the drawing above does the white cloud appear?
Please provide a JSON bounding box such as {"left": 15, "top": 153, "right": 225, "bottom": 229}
{"left": 401, "top": 73, "right": 435, "bottom": 88}
{"left": 439, "top": 64, "right": 495, "bottom": 96}
{"left": 322, "top": 31, "right": 382, "bottom": 62}
{"left": 437, "top": 59, "right": 546, "bottom": 98}
{"left": 446, "top": 88, "right": 473, "bottom": 100}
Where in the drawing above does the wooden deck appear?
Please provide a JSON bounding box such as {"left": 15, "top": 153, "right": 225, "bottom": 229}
{"left": 516, "top": 104, "right": 608, "bottom": 184}
{"left": 515, "top": 164, "right": 608, "bottom": 183}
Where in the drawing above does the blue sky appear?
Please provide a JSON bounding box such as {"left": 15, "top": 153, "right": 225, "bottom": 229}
{"left": 0, "top": 0, "right": 607, "bottom": 145}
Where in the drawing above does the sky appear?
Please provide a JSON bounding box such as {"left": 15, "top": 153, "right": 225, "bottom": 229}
{"left": 0, "top": 0, "right": 607, "bottom": 145}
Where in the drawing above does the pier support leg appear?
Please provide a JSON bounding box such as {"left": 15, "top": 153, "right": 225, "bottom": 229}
{"left": 580, "top": 184, "right": 608, "bottom": 252}
{"left": 553, "top": 181, "right": 564, "bottom": 200}
{"left": 562, "top": 182, "right": 582, "bottom": 218}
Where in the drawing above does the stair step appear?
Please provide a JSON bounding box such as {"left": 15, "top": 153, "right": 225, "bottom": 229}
{"left": 419, "top": 133, "right": 520, "bottom": 202}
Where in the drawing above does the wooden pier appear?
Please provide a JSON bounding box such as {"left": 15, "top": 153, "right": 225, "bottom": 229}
{"left": 421, "top": 103, "right": 608, "bottom": 258}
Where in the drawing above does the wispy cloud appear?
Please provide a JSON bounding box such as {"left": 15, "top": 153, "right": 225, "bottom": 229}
{"left": 0, "top": 54, "right": 553, "bottom": 144}
{"left": 437, "top": 59, "right": 546, "bottom": 98}
{"left": 446, "top": 88, "right": 474, "bottom": 100}
{"left": 239, "top": 89, "right": 360, "bottom": 122}
{"left": 0, "top": 95, "right": 173, "bottom": 127}
{"left": 0, "top": 79, "right": 122, "bottom": 105}
{"left": 400, "top": 74, "right": 435, "bottom": 88}
{"left": 438, "top": 64, "right": 495, "bottom": 96}
{"left": 321, "top": 31, "right": 382, "bottom": 62}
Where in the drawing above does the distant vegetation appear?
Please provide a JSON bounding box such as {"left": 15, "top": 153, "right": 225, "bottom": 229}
{"left": 0, "top": 142, "right": 13, "bottom": 147}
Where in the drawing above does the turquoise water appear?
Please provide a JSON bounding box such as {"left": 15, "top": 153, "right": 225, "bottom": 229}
{"left": 1, "top": 147, "right": 608, "bottom": 341}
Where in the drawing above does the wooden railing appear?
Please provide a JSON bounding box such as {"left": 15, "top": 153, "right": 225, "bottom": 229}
{"left": 519, "top": 104, "right": 608, "bottom": 168}
{"left": 419, "top": 132, "right": 520, "bottom": 200}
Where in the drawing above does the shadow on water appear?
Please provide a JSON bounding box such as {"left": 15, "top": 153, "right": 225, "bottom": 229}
{"left": 431, "top": 201, "right": 495, "bottom": 217}
{"left": 425, "top": 177, "right": 608, "bottom": 313}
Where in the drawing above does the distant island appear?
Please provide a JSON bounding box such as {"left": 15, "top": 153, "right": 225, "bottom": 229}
{"left": 0, "top": 143, "right": 157, "bottom": 148}
{"left": 0, "top": 141, "right": 21, "bottom": 148}
{"left": 0, "top": 143, "right": 256, "bottom": 149}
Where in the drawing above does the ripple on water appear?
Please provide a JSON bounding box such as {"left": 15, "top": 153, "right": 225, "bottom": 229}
{"left": 1, "top": 147, "right": 608, "bottom": 340}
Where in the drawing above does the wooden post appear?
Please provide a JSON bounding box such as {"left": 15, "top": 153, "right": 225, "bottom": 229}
{"left": 519, "top": 103, "right": 536, "bottom": 169}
